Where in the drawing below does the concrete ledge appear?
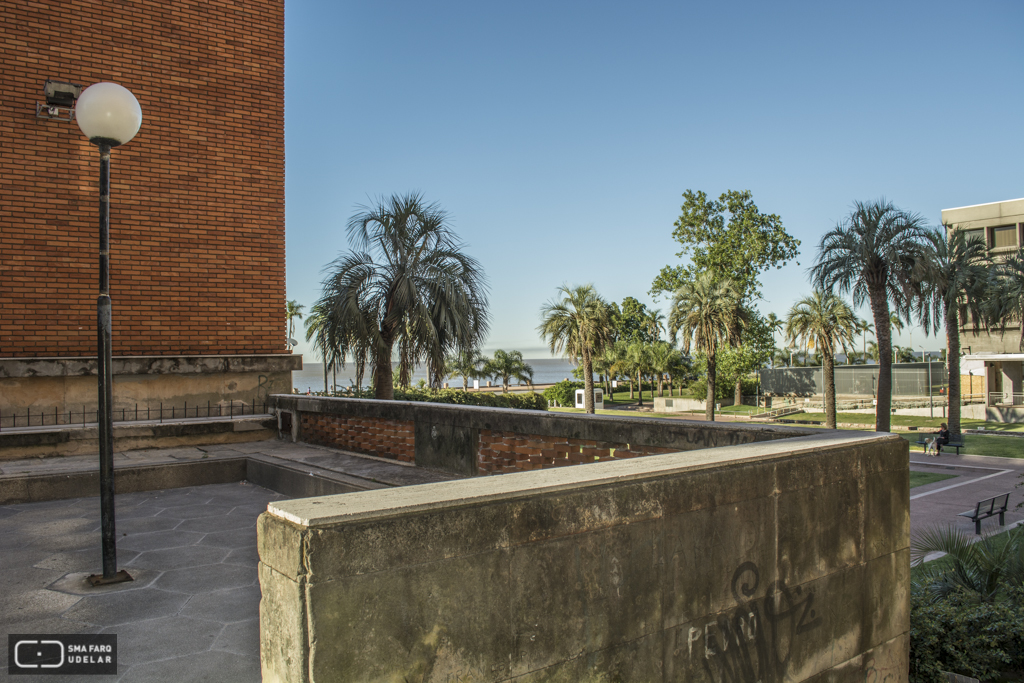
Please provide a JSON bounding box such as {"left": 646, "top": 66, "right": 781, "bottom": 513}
{"left": 259, "top": 429, "right": 910, "bottom": 682}
{"left": 0, "top": 417, "right": 278, "bottom": 461}
{"left": 0, "top": 353, "right": 302, "bottom": 378}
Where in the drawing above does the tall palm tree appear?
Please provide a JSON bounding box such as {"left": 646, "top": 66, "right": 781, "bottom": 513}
{"left": 766, "top": 313, "right": 785, "bottom": 367}
{"left": 314, "top": 193, "right": 489, "bottom": 400}
{"left": 286, "top": 300, "right": 304, "bottom": 350}
{"left": 538, "top": 284, "right": 612, "bottom": 414}
{"left": 858, "top": 319, "right": 874, "bottom": 364}
{"left": 811, "top": 199, "right": 927, "bottom": 432}
{"left": 649, "top": 341, "right": 675, "bottom": 397}
{"left": 484, "top": 349, "right": 534, "bottom": 393}
{"left": 626, "top": 342, "right": 655, "bottom": 406}
{"left": 785, "top": 291, "right": 858, "bottom": 429}
{"left": 446, "top": 348, "right": 486, "bottom": 390}
{"left": 669, "top": 272, "right": 743, "bottom": 421}
{"left": 984, "top": 246, "right": 1024, "bottom": 351}
{"left": 912, "top": 227, "right": 989, "bottom": 440}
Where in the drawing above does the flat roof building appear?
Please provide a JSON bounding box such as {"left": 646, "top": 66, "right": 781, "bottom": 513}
{"left": 942, "top": 198, "right": 1024, "bottom": 420}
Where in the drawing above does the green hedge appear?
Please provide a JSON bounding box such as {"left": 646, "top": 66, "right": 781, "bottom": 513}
{"left": 316, "top": 387, "right": 547, "bottom": 411}
{"left": 543, "top": 380, "right": 584, "bottom": 407}
{"left": 909, "top": 586, "right": 1024, "bottom": 682}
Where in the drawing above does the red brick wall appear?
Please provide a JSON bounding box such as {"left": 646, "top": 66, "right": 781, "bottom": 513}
{"left": 301, "top": 415, "right": 416, "bottom": 463}
{"left": 477, "top": 429, "right": 678, "bottom": 476}
{"left": 0, "top": 0, "right": 286, "bottom": 358}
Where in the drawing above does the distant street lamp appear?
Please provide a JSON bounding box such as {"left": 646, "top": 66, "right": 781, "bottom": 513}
{"left": 76, "top": 82, "right": 142, "bottom": 586}
{"left": 920, "top": 346, "right": 933, "bottom": 419}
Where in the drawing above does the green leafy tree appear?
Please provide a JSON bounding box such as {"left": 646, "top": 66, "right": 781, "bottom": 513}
{"left": 713, "top": 308, "right": 773, "bottom": 400}
{"left": 538, "top": 284, "right": 612, "bottom": 413}
{"left": 484, "top": 349, "right": 534, "bottom": 393}
{"left": 313, "top": 193, "right": 489, "bottom": 400}
{"left": 669, "top": 272, "right": 743, "bottom": 421}
{"left": 649, "top": 341, "right": 676, "bottom": 396}
{"left": 784, "top": 291, "right": 858, "bottom": 429}
{"left": 652, "top": 190, "right": 799, "bottom": 404}
{"left": 614, "top": 297, "right": 657, "bottom": 344}
{"left": 625, "top": 342, "right": 655, "bottom": 406}
{"left": 912, "top": 227, "right": 990, "bottom": 441}
{"left": 810, "top": 199, "right": 927, "bottom": 432}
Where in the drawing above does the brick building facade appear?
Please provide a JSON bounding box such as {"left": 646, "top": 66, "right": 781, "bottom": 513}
{"left": 0, "top": 0, "right": 299, "bottom": 422}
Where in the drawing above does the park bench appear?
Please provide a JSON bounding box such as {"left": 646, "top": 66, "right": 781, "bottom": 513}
{"left": 958, "top": 493, "right": 1010, "bottom": 535}
{"left": 914, "top": 438, "right": 964, "bottom": 455}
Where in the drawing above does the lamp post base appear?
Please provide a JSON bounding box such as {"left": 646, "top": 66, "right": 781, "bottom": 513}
{"left": 87, "top": 569, "right": 133, "bottom": 587}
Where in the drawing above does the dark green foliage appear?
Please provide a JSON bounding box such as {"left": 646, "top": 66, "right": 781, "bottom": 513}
{"left": 543, "top": 380, "right": 584, "bottom": 407}
{"left": 909, "top": 586, "right": 1024, "bottom": 682}
{"left": 687, "top": 374, "right": 758, "bottom": 402}
{"left": 316, "top": 387, "right": 547, "bottom": 410}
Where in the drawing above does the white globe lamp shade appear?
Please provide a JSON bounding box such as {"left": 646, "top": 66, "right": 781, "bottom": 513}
{"left": 75, "top": 82, "right": 142, "bottom": 146}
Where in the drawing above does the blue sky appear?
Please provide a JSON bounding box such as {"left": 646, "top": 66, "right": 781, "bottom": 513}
{"left": 284, "top": 0, "right": 1023, "bottom": 360}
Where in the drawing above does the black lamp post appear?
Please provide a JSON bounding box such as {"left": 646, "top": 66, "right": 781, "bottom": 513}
{"left": 75, "top": 82, "right": 142, "bottom": 586}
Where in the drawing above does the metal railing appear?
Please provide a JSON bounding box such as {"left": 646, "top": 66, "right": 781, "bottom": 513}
{"left": 0, "top": 398, "right": 270, "bottom": 432}
{"left": 988, "top": 392, "right": 1024, "bottom": 407}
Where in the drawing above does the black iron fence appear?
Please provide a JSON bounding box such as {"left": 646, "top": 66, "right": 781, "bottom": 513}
{"left": 0, "top": 398, "right": 270, "bottom": 432}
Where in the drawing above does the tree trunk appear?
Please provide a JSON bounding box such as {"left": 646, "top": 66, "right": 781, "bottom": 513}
{"left": 947, "top": 307, "right": 962, "bottom": 440}
{"left": 659, "top": 374, "right": 664, "bottom": 397}
{"left": 583, "top": 351, "right": 595, "bottom": 414}
{"left": 706, "top": 354, "right": 716, "bottom": 421}
{"left": 734, "top": 379, "right": 742, "bottom": 408}
{"left": 323, "top": 359, "right": 328, "bottom": 396}
{"left": 629, "top": 378, "right": 634, "bottom": 399}
{"left": 868, "top": 285, "right": 892, "bottom": 432}
{"left": 637, "top": 369, "right": 643, "bottom": 406}
{"left": 373, "top": 334, "right": 396, "bottom": 400}
{"left": 824, "top": 350, "right": 837, "bottom": 429}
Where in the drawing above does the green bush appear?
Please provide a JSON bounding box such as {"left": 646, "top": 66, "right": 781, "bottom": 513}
{"left": 318, "top": 386, "right": 548, "bottom": 411}
{"left": 543, "top": 380, "right": 584, "bottom": 407}
{"left": 909, "top": 585, "right": 1024, "bottom": 682}
{"left": 687, "top": 375, "right": 759, "bottom": 402}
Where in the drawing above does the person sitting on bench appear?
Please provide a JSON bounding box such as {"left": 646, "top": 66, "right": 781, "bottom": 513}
{"left": 933, "top": 423, "right": 950, "bottom": 454}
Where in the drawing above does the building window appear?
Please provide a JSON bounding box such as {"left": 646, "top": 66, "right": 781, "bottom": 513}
{"left": 990, "top": 225, "right": 1018, "bottom": 249}
{"left": 962, "top": 228, "right": 985, "bottom": 246}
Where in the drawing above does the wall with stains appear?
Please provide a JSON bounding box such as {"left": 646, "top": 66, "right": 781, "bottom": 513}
{"left": 257, "top": 429, "right": 910, "bottom": 683}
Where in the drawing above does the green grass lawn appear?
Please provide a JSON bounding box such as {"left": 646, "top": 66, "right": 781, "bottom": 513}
{"left": 899, "top": 433, "right": 1024, "bottom": 459}
{"left": 909, "top": 471, "right": 957, "bottom": 488}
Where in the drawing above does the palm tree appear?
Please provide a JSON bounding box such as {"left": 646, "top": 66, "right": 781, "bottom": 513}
{"left": 984, "top": 246, "right": 1024, "bottom": 351}
{"left": 811, "top": 199, "right": 927, "bottom": 432}
{"left": 626, "top": 342, "right": 655, "bottom": 406}
{"left": 858, "top": 319, "right": 874, "bottom": 364}
{"left": 911, "top": 525, "right": 1024, "bottom": 603}
{"left": 446, "top": 348, "right": 486, "bottom": 390}
{"left": 484, "top": 349, "right": 534, "bottom": 392}
{"left": 313, "top": 193, "right": 489, "bottom": 400}
{"left": 649, "top": 341, "right": 675, "bottom": 396}
{"left": 286, "top": 300, "right": 304, "bottom": 350}
{"left": 785, "top": 291, "right": 858, "bottom": 429}
{"left": 766, "top": 313, "right": 785, "bottom": 367}
{"left": 912, "top": 227, "right": 989, "bottom": 440}
{"left": 889, "top": 313, "right": 905, "bottom": 362}
{"left": 669, "top": 272, "right": 743, "bottom": 421}
{"left": 538, "top": 284, "right": 612, "bottom": 414}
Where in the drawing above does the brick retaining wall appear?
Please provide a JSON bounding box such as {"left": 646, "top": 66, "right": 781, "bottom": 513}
{"left": 477, "top": 429, "right": 678, "bottom": 474}
{"left": 301, "top": 414, "right": 415, "bottom": 463}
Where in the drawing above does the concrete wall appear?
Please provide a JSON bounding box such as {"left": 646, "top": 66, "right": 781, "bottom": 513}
{"left": 258, "top": 429, "right": 909, "bottom": 683}
{"left": 271, "top": 395, "right": 817, "bottom": 477}
{"left": 0, "top": 354, "right": 300, "bottom": 422}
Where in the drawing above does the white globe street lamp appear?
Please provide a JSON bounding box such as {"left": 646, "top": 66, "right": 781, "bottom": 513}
{"left": 76, "top": 82, "right": 142, "bottom": 586}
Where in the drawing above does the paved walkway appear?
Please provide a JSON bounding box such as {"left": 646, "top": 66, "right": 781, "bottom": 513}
{"left": 909, "top": 451, "right": 1024, "bottom": 538}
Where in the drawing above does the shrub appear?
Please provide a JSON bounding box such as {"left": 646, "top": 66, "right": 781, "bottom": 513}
{"left": 687, "top": 375, "right": 759, "bottom": 402}
{"left": 543, "top": 380, "right": 583, "bottom": 407}
{"left": 909, "top": 585, "right": 1024, "bottom": 682}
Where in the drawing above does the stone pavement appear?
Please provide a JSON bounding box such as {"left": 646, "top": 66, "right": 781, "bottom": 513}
{"left": 0, "top": 481, "right": 279, "bottom": 682}
{"left": 909, "top": 451, "right": 1024, "bottom": 538}
{"left": 0, "top": 440, "right": 458, "bottom": 682}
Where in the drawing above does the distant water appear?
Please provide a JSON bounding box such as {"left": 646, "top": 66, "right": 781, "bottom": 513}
{"left": 292, "top": 358, "right": 586, "bottom": 393}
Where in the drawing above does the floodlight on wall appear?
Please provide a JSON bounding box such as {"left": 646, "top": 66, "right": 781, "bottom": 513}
{"left": 36, "top": 79, "right": 82, "bottom": 121}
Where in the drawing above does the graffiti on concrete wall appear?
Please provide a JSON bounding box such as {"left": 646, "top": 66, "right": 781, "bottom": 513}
{"left": 688, "top": 561, "right": 822, "bottom": 683}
